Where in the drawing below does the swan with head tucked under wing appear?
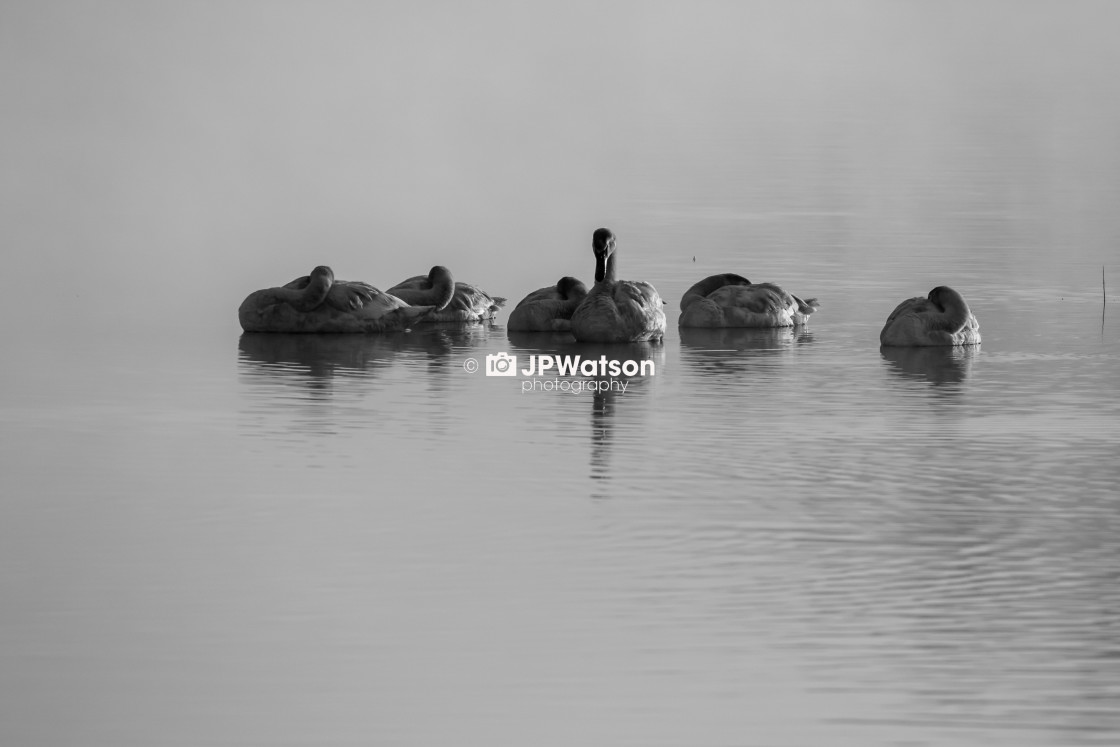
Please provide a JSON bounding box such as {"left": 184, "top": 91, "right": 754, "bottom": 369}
{"left": 879, "top": 286, "right": 981, "bottom": 346}
{"left": 238, "top": 266, "right": 434, "bottom": 333}
{"left": 569, "top": 228, "right": 666, "bottom": 343}
{"left": 388, "top": 265, "right": 506, "bottom": 322}
{"left": 507, "top": 276, "right": 588, "bottom": 332}
{"left": 678, "top": 273, "right": 819, "bottom": 328}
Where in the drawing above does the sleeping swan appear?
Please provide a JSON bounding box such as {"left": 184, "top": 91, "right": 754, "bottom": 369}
{"left": 570, "top": 228, "right": 666, "bottom": 343}
{"left": 238, "top": 266, "right": 433, "bottom": 333}
{"left": 678, "top": 273, "right": 819, "bottom": 328}
{"left": 388, "top": 266, "right": 506, "bottom": 322}
{"left": 879, "top": 286, "right": 981, "bottom": 346}
{"left": 507, "top": 276, "right": 588, "bottom": 332}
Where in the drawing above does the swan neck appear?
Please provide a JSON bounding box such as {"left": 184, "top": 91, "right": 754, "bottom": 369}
{"left": 428, "top": 269, "right": 455, "bottom": 310}
{"left": 934, "top": 288, "right": 971, "bottom": 331}
{"left": 595, "top": 252, "right": 617, "bottom": 285}
{"left": 291, "top": 269, "right": 332, "bottom": 311}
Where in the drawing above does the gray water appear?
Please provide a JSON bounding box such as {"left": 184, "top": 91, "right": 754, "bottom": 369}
{"left": 3, "top": 3, "right": 1120, "bottom": 746}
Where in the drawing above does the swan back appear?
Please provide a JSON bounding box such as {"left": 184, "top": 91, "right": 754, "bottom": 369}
{"left": 680, "top": 273, "right": 752, "bottom": 311}
{"left": 508, "top": 277, "right": 589, "bottom": 332}
{"left": 678, "top": 276, "right": 818, "bottom": 328}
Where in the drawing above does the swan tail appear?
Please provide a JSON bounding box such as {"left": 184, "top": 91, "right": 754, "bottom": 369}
{"left": 794, "top": 295, "right": 819, "bottom": 314}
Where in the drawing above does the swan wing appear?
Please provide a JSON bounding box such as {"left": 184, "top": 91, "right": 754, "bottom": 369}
{"left": 572, "top": 281, "right": 665, "bottom": 342}
{"left": 508, "top": 298, "right": 574, "bottom": 331}
{"left": 387, "top": 275, "right": 431, "bottom": 293}
{"left": 324, "top": 281, "right": 383, "bottom": 311}
{"left": 513, "top": 285, "right": 563, "bottom": 309}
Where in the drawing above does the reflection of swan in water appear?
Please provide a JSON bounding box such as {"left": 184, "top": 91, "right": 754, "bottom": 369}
{"left": 237, "top": 324, "right": 499, "bottom": 440}
{"left": 679, "top": 273, "right": 819, "bottom": 328}
{"left": 678, "top": 326, "right": 814, "bottom": 378}
{"left": 507, "top": 334, "right": 662, "bottom": 494}
{"left": 388, "top": 266, "right": 506, "bottom": 322}
{"left": 679, "top": 326, "right": 812, "bottom": 350}
{"left": 238, "top": 323, "right": 496, "bottom": 384}
{"left": 588, "top": 388, "right": 618, "bottom": 488}
{"left": 880, "top": 345, "right": 978, "bottom": 386}
{"left": 507, "top": 277, "right": 588, "bottom": 332}
{"left": 238, "top": 266, "right": 434, "bottom": 333}
{"left": 880, "top": 286, "right": 981, "bottom": 347}
{"left": 570, "top": 228, "right": 666, "bottom": 343}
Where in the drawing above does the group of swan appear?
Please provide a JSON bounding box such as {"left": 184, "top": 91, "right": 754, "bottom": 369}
{"left": 239, "top": 227, "right": 980, "bottom": 347}
{"left": 239, "top": 266, "right": 505, "bottom": 333}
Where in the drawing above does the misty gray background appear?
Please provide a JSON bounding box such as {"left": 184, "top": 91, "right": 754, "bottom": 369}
{"left": 3, "top": 1, "right": 1117, "bottom": 333}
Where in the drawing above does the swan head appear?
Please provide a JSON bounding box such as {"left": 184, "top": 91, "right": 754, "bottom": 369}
{"left": 310, "top": 265, "right": 334, "bottom": 283}
{"left": 927, "top": 286, "right": 967, "bottom": 314}
{"left": 592, "top": 228, "right": 616, "bottom": 283}
{"left": 557, "top": 276, "right": 588, "bottom": 301}
{"left": 426, "top": 266, "right": 456, "bottom": 311}
{"left": 926, "top": 285, "right": 973, "bottom": 332}
{"left": 592, "top": 228, "right": 616, "bottom": 259}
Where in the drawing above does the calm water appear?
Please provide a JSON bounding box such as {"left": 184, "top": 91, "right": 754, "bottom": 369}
{"left": 4, "top": 3, "right": 1120, "bottom": 746}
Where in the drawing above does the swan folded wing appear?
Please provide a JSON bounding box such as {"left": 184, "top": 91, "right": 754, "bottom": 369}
{"left": 325, "top": 280, "right": 382, "bottom": 311}
{"left": 281, "top": 275, "right": 312, "bottom": 290}
{"left": 882, "top": 296, "right": 930, "bottom": 327}
{"left": 572, "top": 294, "right": 624, "bottom": 338}
{"left": 389, "top": 275, "right": 430, "bottom": 291}
{"left": 612, "top": 282, "right": 666, "bottom": 335}
{"left": 384, "top": 276, "right": 432, "bottom": 305}
{"left": 513, "top": 285, "right": 562, "bottom": 309}
{"left": 681, "top": 273, "right": 752, "bottom": 310}
{"left": 792, "top": 294, "right": 819, "bottom": 314}
{"left": 508, "top": 299, "right": 571, "bottom": 331}
{"left": 447, "top": 285, "right": 487, "bottom": 313}
{"left": 509, "top": 284, "right": 580, "bottom": 331}
{"left": 712, "top": 284, "right": 788, "bottom": 314}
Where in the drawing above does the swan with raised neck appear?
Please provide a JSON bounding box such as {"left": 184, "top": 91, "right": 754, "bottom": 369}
{"left": 570, "top": 228, "right": 666, "bottom": 343}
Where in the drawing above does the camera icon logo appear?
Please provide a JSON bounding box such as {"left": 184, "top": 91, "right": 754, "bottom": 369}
{"left": 485, "top": 352, "right": 518, "bottom": 376}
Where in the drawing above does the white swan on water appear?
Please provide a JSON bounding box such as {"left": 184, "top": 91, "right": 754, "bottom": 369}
{"left": 238, "top": 266, "right": 433, "bottom": 333}
{"left": 570, "top": 228, "right": 666, "bottom": 343}
{"left": 879, "top": 286, "right": 981, "bottom": 346}
{"left": 678, "top": 273, "right": 818, "bottom": 328}
{"left": 388, "top": 266, "right": 505, "bottom": 322}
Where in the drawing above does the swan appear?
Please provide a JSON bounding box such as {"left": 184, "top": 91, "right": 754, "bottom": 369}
{"left": 570, "top": 228, "right": 666, "bottom": 343}
{"left": 678, "top": 273, "right": 819, "bottom": 328}
{"left": 239, "top": 265, "right": 434, "bottom": 333}
{"left": 879, "top": 286, "right": 981, "bottom": 346}
{"left": 507, "top": 276, "right": 588, "bottom": 332}
{"left": 388, "top": 265, "right": 506, "bottom": 322}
